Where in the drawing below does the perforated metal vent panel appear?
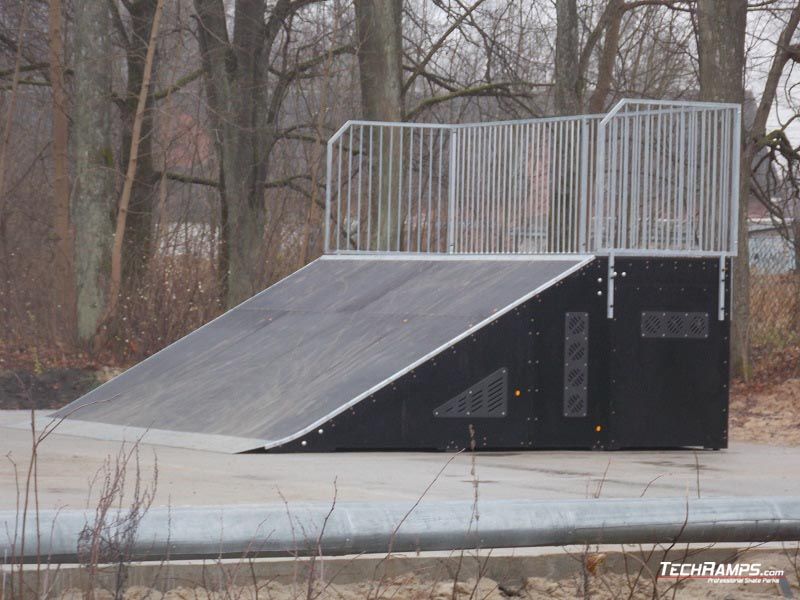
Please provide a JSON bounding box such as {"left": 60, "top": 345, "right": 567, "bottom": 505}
{"left": 433, "top": 368, "right": 508, "bottom": 418}
{"left": 641, "top": 311, "right": 709, "bottom": 339}
{"left": 563, "top": 312, "right": 589, "bottom": 418}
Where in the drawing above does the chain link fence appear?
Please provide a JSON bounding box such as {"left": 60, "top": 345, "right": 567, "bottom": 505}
{"left": 748, "top": 223, "right": 800, "bottom": 355}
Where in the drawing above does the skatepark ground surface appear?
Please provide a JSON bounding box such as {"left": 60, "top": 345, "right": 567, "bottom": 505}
{"left": 1, "top": 410, "right": 798, "bottom": 511}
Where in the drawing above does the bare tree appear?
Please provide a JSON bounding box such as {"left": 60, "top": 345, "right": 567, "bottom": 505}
{"left": 554, "top": 0, "right": 581, "bottom": 115}
{"left": 194, "top": 0, "right": 327, "bottom": 307}
{"left": 697, "top": 0, "right": 748, "bottom": 376}
{"left": 355, "top": 0, "right": 403, "bottom": 121}
{"left": 47, "top": 0, "right": 75, "bottom": 341}
{"left": 71, "top": 0, "right": 115, "bottom": 344}
{"left": 109, "top": 0, "right": 164, "bottom": 288}
{"left": 107, "top": 0, "right": 165, "bottom": 323}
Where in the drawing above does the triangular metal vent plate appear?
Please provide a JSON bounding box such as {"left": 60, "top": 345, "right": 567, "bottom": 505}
{"left": 433, "top": 368, "right": 508, "bottom": 418}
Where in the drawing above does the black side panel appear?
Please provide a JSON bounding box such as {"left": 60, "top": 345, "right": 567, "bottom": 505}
{"left": 274, "top": 257, "right": 730, "bottom": 453}
{"left": 275, "top": 259, "right": 609, "bottom": 452}
{"left": 606, "top": 258, "right": 730, "bottom": 449}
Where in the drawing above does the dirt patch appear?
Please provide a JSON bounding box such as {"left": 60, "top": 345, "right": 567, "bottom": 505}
{"left": 730, "top": 377, "right": 800, "bottom": 446}
{"left": 0, "top": 368, "right": 103, "bottom": 410}
{"left": 55, "top": 569, "right": 799, "bottom": 600}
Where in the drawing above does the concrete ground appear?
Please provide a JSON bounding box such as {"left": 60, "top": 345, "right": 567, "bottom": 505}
{"left": 1, "top": 410, "right": 799, "bottom": 511}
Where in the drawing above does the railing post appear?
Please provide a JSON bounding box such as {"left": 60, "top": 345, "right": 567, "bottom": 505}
{"left": 447, "top": 128, "right": 458, "bottom": 253}
{"left": 578, "top": 117, "right": 590, "bottom": 253}
{"left": 594, "top": 120, "right": 606, "bottom": 253}
{"left": 324, "top": 138, "right": 333, "bottom": 254}
{"left": 730, "top": 105, "right": 742, "bottom": 256}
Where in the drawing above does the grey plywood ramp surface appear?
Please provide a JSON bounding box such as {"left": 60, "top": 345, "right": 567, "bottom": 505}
{"left": 53, "top": 255, "right": 590, "bottom": 452}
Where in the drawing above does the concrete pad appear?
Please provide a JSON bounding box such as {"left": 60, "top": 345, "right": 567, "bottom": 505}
{"left": 1, "top": 410, "right": 799, "bottom": 511}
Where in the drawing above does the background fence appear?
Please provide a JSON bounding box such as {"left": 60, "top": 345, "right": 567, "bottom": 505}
{"left": 749, "top": 226, "right": 800, "bottom": 357}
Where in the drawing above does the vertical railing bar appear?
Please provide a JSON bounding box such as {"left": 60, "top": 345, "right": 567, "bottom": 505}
{"left": 565, "top": 120, "right": 572, "bottom": 252}
{"left": 553, "top": 121, "right": 560, "bottom": 252}
{"left": 366, "top": 126, "right": 373, "bottom": 251}
{"left": 699, "top": 110, "right": 707, "bottom": 251}
{"left": 643, "top": 113, "right": 652, "bottom": 250}
{"left": 730, "top": 106, "right": 742, "bottom": 255}
{"left": 561, "top": 120, "right": 567, "bottom": 252}
{"left": 718, "top": 109, "right": 724, "bottom": 251}
{"left": 356, "top": 125, "right": 363, "bottom": 250}
{"left": 575, "top": 119, "right": 582, "bottom": 251}
{"left": 477, "top": 126, "right": 484, "bottom": 253}
{"left": 459, "top": 126, "right": 466, "bottom": 252}
{"left": 427, "top": 127, "right": 433, "bottom": 252}
{"left": 346, "top": 128, "right": 353, "bottom": 250}
{"left": 387, "top": 127, "right": 394, "bottom": 252}
{"left": 438, "top": 130, "right": 444, "bottom": 252}
{"left": 396, "top": 127, "right": 404, "bottom": 251}
{"left": 684, "top": 111, "right": 692, "bottom": 249}
{"left": 519, "top": 123, "right": 526, "bottom": 253}
{"left": 595, "top": 118, "right": 606, "bottom": 252}
{"left": 507, "top": 125, "right": 513, "bottom": 253}
{"left": 677, "top": 111, "right": 685, "bottom": 250}
{"left": 709, "top": 112, "right": 718, "bottom": 253}
{"left": 655, "top": 111, "right": 662, "bottom": 250}
{"left": 469, "top": 126, "right": 475, "bottom": 253}
{"left": 377, "top": 127, "right": 384, "bottom": 251}
{"left": 447, "top": 129, "right": 457, "bottom": 253}
{"left": 336, "top": 133, "right": 343, "bottom": 252}
{"left": 510, "top": 124, "right": 517, "bottom": 253}
{"left": 669, "top": 111, "right": 676, "bottom": 249}
{"left": 578, "top": 118, "right": 589, "bottom": 252}
{"left": 324, "top": 137, "right": 333, "bottom": 253}
{"left": 635, "top": 112, "right": 642, "bottom": 248}
{"left": 522, "top": 122, "right": 530, "bottom": 253}
{"left": 536, "top": 122, "right": 544, "bottom": 252}
{"left": 724, "top": 109, "right": 733, "bottom": 252}
{"left": 611, "top": 117, "right": 618, "bottom": 250}
{"left": 417, "top": 127, "right": 424, "bottom": 252}
{"left": 406, "top": 127, "right": 414, "bottom": 251}
{"left": 622, "top": 115, "right": 630, "bottom": 249}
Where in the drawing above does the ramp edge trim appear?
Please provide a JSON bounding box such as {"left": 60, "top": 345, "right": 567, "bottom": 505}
{"left": 9, "top": 413, "right": 267, "bottom": 454}
{"left": 322, "top": 253, "right": 591, "bottom": 262}
{"left": 264, "top": 254, "right": 597, "bottom": 450}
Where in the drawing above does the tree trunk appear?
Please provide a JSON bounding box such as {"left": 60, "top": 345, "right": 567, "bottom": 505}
{"left": 107, "top": 0, "right": 164, "bottom": 324}
{"left": 554, "top": 0, "right": 581, "bottom": 115}
{"left": 355, "top": 0, "right": 403, "bottom": 250}
{"left": 355, "top": 0, "right": 403, "bottom": 122}
{"left": 697, "top": 0, "right": 748, "bottom": 376}
{"left": 588, "top": 0, "right": 622, "bottom": 114}
{"left": 71, "top": 0, "right": 115, "bottom": 344}
{"left": 48, "top": 0, "right": 76, "bottom": 342}
{"left": 120, "top": 0, "right": 161, "bottom": 287}
{"left": 195, "top": 0, "right": 280, "bottom": 306}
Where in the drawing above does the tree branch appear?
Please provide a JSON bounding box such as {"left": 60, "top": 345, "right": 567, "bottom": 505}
{"left": 153, "top": 69, "right": 203, "bottom": 100}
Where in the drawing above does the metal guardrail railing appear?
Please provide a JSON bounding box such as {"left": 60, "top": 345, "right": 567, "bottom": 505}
{"left": 324, "top": 99, "right": 741, "bottom": 257}
{"left": 3, "top": 496, "right": 799, "bottom": 563}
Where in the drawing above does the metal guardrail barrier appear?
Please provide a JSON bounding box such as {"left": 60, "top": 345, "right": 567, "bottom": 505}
{"left": 325, "top": 99, "right": 741, "bottom": 257}
{"left": 3, "top": 496, "right": 799, "bottom": 563}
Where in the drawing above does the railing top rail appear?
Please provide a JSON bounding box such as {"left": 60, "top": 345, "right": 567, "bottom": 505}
{"left": 328, "top": 99, "right": 740, "bottom": 144}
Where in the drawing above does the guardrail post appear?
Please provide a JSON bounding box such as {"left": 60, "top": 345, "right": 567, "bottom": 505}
{"left": 324, "top": 139, "right": 333, "bottom": 254}
{"left": 447, "top": 128, "right": 458, "bottom": 253}
{"left": 594, "top": 121, "right": 606, "bottom": 252}
{"left": 578, "top": 117, "right": 590, "bottom": 253}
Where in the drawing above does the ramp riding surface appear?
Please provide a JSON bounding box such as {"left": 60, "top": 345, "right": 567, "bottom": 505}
{"left": 51, "top": 255, "right": 590, "bottom": 452}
